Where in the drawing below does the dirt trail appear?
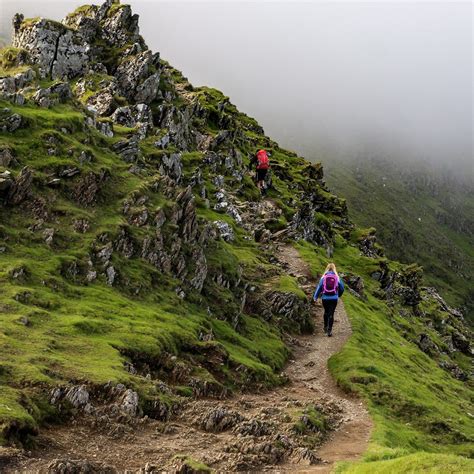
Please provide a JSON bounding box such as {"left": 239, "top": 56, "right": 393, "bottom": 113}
{"left": 5, "top": 244, "right": 371, "bottom": 473}
{"left": 275, "top": 245, "right": 372, "bottom": 472}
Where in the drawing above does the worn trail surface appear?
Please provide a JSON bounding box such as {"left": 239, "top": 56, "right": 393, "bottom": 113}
{"left": 6, "top": 245, "right": 371, "bottom": 473}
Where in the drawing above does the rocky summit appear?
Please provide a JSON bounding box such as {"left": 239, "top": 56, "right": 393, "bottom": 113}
{"left": 0, "top": 1, "right": 473, "bottom": 472}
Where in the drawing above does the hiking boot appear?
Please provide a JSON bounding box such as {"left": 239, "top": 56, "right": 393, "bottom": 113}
{"left": 323, "top": 326, "right": 328, "bottom": 334}
{"left": 327, "top": 331, "right": 332, "bottom": 337}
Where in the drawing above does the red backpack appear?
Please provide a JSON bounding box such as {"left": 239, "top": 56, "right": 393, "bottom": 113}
{"left": 322, "top": 273, "right": 339, "bottom": 295}
{"left": 256, "top": 150, "right": 270, "bottom": 170}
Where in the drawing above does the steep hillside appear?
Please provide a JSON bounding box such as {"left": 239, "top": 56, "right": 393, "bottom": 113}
{"left": 0, "top": 1, "right": 472, "bottom": 472}
{"left": 325, "top": 158, "right": 474, "bottom": 325}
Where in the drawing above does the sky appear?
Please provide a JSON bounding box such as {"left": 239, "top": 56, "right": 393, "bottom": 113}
{"left": 1, "top": 0, "right": 472, "bottom": 175}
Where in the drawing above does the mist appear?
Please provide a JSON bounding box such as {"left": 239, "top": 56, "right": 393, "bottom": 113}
{"left": 1, "top": 0, "right": 472, "bottom": 176}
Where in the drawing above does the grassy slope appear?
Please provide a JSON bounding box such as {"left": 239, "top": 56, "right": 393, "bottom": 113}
{"left": 1, "top": 11, "right": 473, "bottom": 470}
{"left": 297, "top": 240, "right": 474, "bottom": 471}
{"left": 0, "top": 97, "right": 291, "bottom": 442}
{"left": 324, "top": 159, "right": 474, "bottom": 325}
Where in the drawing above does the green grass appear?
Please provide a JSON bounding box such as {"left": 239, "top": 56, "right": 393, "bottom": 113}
{"left": 276, "top": 275, "right": 307, "bottom": 300}
{"left": 337, "top": 452, "right": 474, "bottom": 473}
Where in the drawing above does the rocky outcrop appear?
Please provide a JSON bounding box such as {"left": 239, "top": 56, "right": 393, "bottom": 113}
{"left": 12, "top": 17, "right": 89, "bottom": 80}
{"left": 6, "top": 167, "right": 33, "bottom": 205}
{"left": 247, "top": 289, "right": 313, "bottom": 334}
{"left": 115, "top": 51, "right": 160, "bottom": 104}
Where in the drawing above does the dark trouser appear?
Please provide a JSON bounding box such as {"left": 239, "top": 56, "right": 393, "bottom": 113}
{"left": 322, "top": 299, "right": 338, "bottom": 333}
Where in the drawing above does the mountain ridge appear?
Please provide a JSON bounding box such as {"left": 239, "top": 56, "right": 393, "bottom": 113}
{"left": 0, "top": 1, "right": 472, "bottom": 471}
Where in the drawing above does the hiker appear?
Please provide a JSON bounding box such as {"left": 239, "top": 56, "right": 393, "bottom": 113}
{"left": 250, "top": 149, "right": 270, "bottom": 195}
{"left": 313, "top": 263, "right": 344, "bottom": 337}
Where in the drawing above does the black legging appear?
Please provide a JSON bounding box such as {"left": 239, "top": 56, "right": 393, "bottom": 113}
{"left": 322, "top": 299, "right": 338, "bottom": 333}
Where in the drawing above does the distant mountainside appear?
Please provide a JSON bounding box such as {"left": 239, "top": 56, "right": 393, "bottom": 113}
{"left": 325, "top": 158, "right": 474, "bottom": 326}
{"left": 0, "top": 1, "right": 472, "bottom": 472}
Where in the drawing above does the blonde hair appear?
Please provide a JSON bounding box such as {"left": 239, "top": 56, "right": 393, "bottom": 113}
{"left": 324, "top": 263, "right": 338, "bottom": 276}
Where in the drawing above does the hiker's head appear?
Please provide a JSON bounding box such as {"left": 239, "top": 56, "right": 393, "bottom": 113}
{"left": 325, "top": 263, "right": 338, "bottom": 275}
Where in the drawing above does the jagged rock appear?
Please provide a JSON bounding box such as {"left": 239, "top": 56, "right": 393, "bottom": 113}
{"left": 290, "top": 201, "right": 333, "bottom": 247}
{"left": 159, "top": 153, "right": 183, "bottom": 182}
{"left": 154, "top": 133, "right": 170, "bottom": 149}
{"left": 72, "top": 170, "right": 108, "bottom": 206}
{"left": 47, "top": 459, "right": 116, "bottom": 474}
{"left": 9, "top": 265, "right": 29, "bottom": 281}
{"left": 0, "top": 146, "right": 15, "bottom": 167}
{"left": 6, "top": 167, "right": 33, "bottom": 205}
{"left": 214, "top": 220, "right": 234, "bottom": 242}
{"left": 113, "top": 137, "right": 140, "bottom": 163}
{"left": 291, "top": 447, "right": 321, "bottom": 466}
{"left": 101, "top": 3, "right": 142, "bottom": 48}
{"left": 342, "top": 273, "right": 365, "bottom": 298}
{"left": 417, "top": 333, "right": 438, "bottom": 356}
{"left": 13, "top": 18, "right": 89, "bottom": 80}
{"left": 0, "top": 68, "right": 36, "bottom": 102}
{"left": 111, "top": 103, "right": 153, "bottom": 138}
{"left": 43, "top": 228, "right": 55, "bottom": 246}
{"left": 156, "top": 104, "right": 196, "bottom": 150}
{"left": 96, "top": 120, "right": 114, "bottom": 137}
{"left": 73, "top": 219, "right": 90, "bottom": 233}
{"left": 78, "top": 151, "right": 94, "bottom": 165}
{"left": 119, "top": 389, "right": 140, "bottom": 417}
{"left": 234, "top": 419, "right": 273, "bottom": 437}
{"left": 105, "top": 265, "right": 117, "bottom": 285}
{"left": 452, "top": 332, "right": 470, "bottom": 355}
{"left": 50, "top": 384, "right": 93, "bottom": 412}
{"left": 0, "top": 108, "right": 23, "bottom": 132}
{"left": 59, "top": 167, "right": 80, "bottom": 178}
{"left": 439, "top": 360, "right": 468, "bottom": 381}
{"left": 33, "top": 82, "right": 72, "bottom": 107}
{"left": 199, "top": 406, "right": 244, "bottom": 432}
{"left": 115, "top": 51, "right": 160, "bottom": 104}
{"left": 86, "top": 82, "right": 117, "bottom": 116}
{"left": 249, "top": 290, "right": 313, "bottom": 334}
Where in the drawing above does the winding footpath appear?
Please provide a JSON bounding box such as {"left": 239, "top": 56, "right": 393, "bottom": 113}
{"left": 5, "top": 244, "right": 372, "bottom": 473}
{"left": 276, "top": 245, "right": 372, "bottom": 472}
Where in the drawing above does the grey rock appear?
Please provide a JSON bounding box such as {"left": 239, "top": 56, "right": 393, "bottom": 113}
{"left": 33, "top": 82, "right": 72, "bottom": 107}
{"left": 7, "top": 167, "right": 33, "bottom": 205}
{"left": 101, "top": 3, "right": 142, "bottom": 48}
{"left": 43, "top": 228, "right": 55, "bottom": 246}
{"left": 96, "top": 120, "right": 114, "bottom": 137}
{"left": 200, "top": 406, "right": 244, "bottom": 433}
{"left": 113, "top": 137, "right": 140, "bottom": 163}
{"left": 159, "top": 153, "right": 183, "bottom": 182}
{"left": 0, "top": 109, "right": 23, "bottom": 132}
{"left": 154, "top": 133, "right": 170, "bottom": 149}
{"left": 115, "top": 50, "right": 160, "bottom": 104}
{"left": 106, "top": 265, "right": 116, "bottom": 285}
{"left": 64, "top": 385, "right": 90, "bottom": 409}
{"left": 13, "top": 18, "right": 89, "bottom": 80}
{"left": 120, "top": 389, "right": 140, "bottom": 417}
{"left": 73, "top": 219, "right": 90, "bottom": 233}
{"left": 214, "top": 220, "right": 234, "bottom": 242}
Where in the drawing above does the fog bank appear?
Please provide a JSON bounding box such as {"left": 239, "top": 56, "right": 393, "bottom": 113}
{"left": 1, "top": 0, "right": 472, "bottom": 175}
